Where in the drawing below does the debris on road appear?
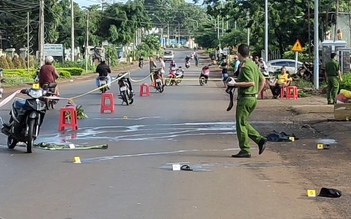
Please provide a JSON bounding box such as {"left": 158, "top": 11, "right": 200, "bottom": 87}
{"left": 34, "top": 142, "right": 108, "bottom": 150}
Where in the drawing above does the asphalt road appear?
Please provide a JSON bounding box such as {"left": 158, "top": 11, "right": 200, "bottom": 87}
{"left": 0, "top": 50, "right": 325, "bottom": 219}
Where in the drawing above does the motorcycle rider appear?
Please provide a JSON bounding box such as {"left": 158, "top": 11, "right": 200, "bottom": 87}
{"left": 169, "top": 60, "right": 177, "bottom": 71}
{"left": 95, "top": 58, "right": 111, "bottom": 89}
{"left": 138, "top": 56, "right": 144, "bottom": 69}
{"left": 199, "top": 65, "right": 210, "bottom": 80}
{"left": 159, "top": 57, "right": 166, "bottom": 84}
{"left": 38, "top": 56, "right": 60, "bottom": 96}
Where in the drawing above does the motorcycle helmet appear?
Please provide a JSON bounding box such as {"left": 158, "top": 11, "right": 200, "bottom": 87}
{"left": 45, "top": 56, "right": 54, "bottom": 64}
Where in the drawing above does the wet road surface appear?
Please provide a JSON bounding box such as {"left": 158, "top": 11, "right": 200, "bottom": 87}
{"left": 0, "top": 50, "right": 325, "bottom": 219}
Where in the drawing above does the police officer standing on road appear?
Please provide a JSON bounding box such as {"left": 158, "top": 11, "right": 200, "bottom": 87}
{"left": 226, "top": 44, "right": 267, "bottom": 158}
{"left": 325, "top": 53, "right": 343, "bottom": 104}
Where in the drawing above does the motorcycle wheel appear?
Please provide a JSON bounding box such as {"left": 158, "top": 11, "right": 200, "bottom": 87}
{"left": 199, "top": 78, "right": 205, "bottom": 86}
{"left": 7, "top": 136, "right": 18, "bottom": 149}
{"left": 50, "top": 100, "right": 55, "bottom": 110}
{"left": 121, "top": 91, "right": 129, "bottom": 105}
{"left": 165, "top": 78, "right": 171, "bottom": 86}
{"left": 26, "top": 118, "right": 35, "bottom": 153}
{"left": 101, "top": 87, "right": 106, "bottom": 93}
{"left": 157, "top": 82, "right": 164, "bottom": 93}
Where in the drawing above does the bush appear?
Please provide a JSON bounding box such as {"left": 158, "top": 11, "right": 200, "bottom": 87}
{"left": 12, "top": 55, "right": 22, "bottom": 69}
{"left": 58, "top": 70, "right": 72, "bottom": 78}
{"left": 54, "top": 60, "right": 95, "bottom": 71}
{"left": 56, "top": 68, "right": 84, "bottom": 76}
{"left": 6, "top": 55, "right": 14, "bottom": 69}
{"left": 340, "top": 73, "right": 351, "bottom": 90}
{"left": 0, "top": 56, "right": 10, "bottom": 69}
{"left": 19, "top": 56, "right": 26, "bottom": 69}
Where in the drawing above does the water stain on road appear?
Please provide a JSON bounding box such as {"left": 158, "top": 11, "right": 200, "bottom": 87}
{"left": 36, "top": 121, "right": 237, "bottom": 144}
{"left": 36, "top": 120, "right": 294, "bottom": 145}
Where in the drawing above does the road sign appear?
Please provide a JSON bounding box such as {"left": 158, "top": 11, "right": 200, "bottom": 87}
{"left": 44, "top": 44, "right": 63, "bottom": 57}
{"left": 291, "top": 40, "right": 303, "bottom": 52}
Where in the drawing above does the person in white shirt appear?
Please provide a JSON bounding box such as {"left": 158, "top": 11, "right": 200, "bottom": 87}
{"left": 258, "top": 57, "right": 269, "bottom": 76}
{"left": 159, "top": 57, "right": 166, "bottom": 84}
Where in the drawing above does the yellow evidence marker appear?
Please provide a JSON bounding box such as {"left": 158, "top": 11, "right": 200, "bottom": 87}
{"left": 317, "top": 144, "right": 324, "bottom": 149}
{"left": 73, "top": 157, "right": 81, "bottom": 163}
{"left": 306, "top": 190, "right": 316, "bottom": 197}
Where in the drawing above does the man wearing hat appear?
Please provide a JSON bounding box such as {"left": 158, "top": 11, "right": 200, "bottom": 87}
{"left": 325, "top": 53, "right": 343, "bottom": 104}
{"left": 226, "top": 44, "right": 267, "bottom": 158}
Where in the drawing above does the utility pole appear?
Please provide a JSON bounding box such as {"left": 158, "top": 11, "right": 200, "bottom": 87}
{"left": 39, "top": 0, "right": 44, "bottom": 66}
{"left": 167, "top": 22, "right": 170, "bottom": 46}
{"left": 101, "top": 0, "right": 104, "bottom": 12}
{"left": 217, "top": 15, "right": 220, "bottom": 45}
{"left": 313, "top": 0, "right": 319, "bottom": 89}
{"left": 264, "top": 0, "right": 268, "bottom": 62}
{"left": 334, "top": 0, "right": 339, "bottom": 41}
{"left": 85, "top": 12, "right": 89, "bottom": 73}
{"left": 308, "top": 1, "right": 311, "bottom": 59}
{"left": 27, "top": 12, "right": 30, "bottom": 73}
{"left": 71, "top": 0, "right": 75, "bottom": 62}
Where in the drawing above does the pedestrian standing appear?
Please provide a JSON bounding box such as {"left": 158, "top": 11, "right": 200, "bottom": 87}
{"left": 226, "top": 44, "right": 267, "bottom": 158}
{"left": 325, "top": 53, "right": 343, "bottom": 104}
{"left": 149, "top": 56, "right": 157, "bottom": 84}
{"left": 194, "top": 54, "right": 199, "bottom": 67}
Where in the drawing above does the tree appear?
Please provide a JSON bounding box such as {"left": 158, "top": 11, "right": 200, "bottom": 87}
{"left": 99, "top": 2, "right": 151, "bottom": 46}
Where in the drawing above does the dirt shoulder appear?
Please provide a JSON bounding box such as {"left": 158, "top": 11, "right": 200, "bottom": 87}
{"left": 252, "top": 95, "right": 350, "bottom": 218}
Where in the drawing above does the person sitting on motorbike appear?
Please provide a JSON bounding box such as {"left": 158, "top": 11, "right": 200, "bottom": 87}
{"left": 117, "top": 72, "right": 133, "bottom": 93}
{"left": 38, "top": 56, "right": 60, "bottom": 96}
{"left": 169, "top": 60, "right": 177, "bottom": 71}
{"left": 96, "top": 59, "right": 111, "bottom": 89}
{"left": 199, "top": 65, "right": 210, "bottom": 80}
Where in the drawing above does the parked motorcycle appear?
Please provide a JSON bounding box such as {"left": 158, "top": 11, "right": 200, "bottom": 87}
{"left": 117, "top": 73, "right": 134, "bottom": 105}
{"left": 0, "top": 84, "right": 52, "bottom": 153}
{"left": 199, "top": 66, "right": 210, "bottom": 86}
{"left": 98, "top": 76, "right": 108, "bottom": 93}
{"left": 0, "top": 68, "right": 3, "bottom": 99}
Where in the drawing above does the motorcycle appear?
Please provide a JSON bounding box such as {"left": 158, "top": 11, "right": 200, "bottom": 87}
{"left": 98, "top": 75, "right": 109, "bottom": 93}
{"left": 165, "top": 67, "right": 177, "bottom": 86}
{"left": 199, "top": 66, "right": 210, "bottom": 86}
{"left": 153, "top": 70, "right": 164, "bottom": 93}
{"left": 117, "top": 73, "right": 134, "bottom": 105}
{"left": 185, "top": 61, "right": 190, "bottom": 69}
{"left": 41, "top": 82, "right": 58, "bottom": 110}
{"left": 0, "top": 68, "right": 3, "bottom": 99}
{"left": 0, "top": 84, "right": 52, "bottom": 153}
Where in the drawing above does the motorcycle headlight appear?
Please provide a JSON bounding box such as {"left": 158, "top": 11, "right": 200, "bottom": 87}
{"left": 28, "top": 89, "right": 43, "bottom": 98}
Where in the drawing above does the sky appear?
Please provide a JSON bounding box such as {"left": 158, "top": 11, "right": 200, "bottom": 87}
{"left": 75, "top": 0, "right": 194, "bottom": 7}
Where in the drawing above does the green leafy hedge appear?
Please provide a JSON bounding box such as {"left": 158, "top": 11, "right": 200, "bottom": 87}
{"left": 340, "top": 73, "right": 351, "bottom": 90}
{"left": 56, "top": 68, "right": 84, "bottom": 76}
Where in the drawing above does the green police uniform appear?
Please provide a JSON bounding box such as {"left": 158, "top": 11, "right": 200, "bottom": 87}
{"left": 325, "top": 60, "right": 340, "bottom": 103}
{"left": 236, "top": 59, "right": 264, "bottom": 153}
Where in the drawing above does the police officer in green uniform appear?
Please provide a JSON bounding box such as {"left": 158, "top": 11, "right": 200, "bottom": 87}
{"left": 226, "top": 44, "right": 267, "bottom": 158}
{"left": 325, "top": 53, "right": 343, "bottom": 104}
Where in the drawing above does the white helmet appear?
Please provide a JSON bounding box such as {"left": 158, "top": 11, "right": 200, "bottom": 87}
{"left": 45, "top": 56, "right": 54, "bottom": 64}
